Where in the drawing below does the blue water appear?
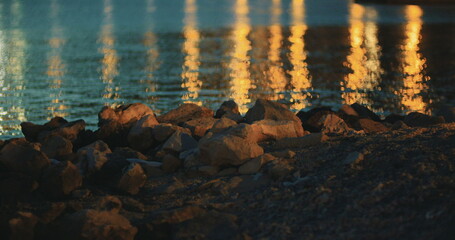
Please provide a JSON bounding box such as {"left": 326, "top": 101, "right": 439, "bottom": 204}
{"left": 0, "top": 0, "right": 454, "bottom": 138}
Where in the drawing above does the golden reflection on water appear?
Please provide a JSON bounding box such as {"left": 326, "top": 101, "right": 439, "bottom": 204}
{"left": 342, "top": 3, "right": 382, "bottom": 108}
{"left": 228, "top": 0, "right": 253, "bottom": 114}
{"left": 99, "top": 0, "right": 120, "bottom": 100}
{"left": 46, "top": 0, "right": 68, "bottom": 119}
{"left": 267, "top": 0, "right": 286, "bottom": 100}
{"left": 142, "top": 0, "right": 159, "bottom": 95}
{"left": 288, "top": 0, "right": 311, "bottom": 111}
{"left": 181, "top": 0, "right": 202, "bottom": 105}
{"left": 399, "top": 5, "right": 429, "bottom": 114}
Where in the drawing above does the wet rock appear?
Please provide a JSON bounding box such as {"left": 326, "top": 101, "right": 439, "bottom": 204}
{"left": 41, "top": 135, "right": 73, "bottom": 160}
{"left": 199, "top": 125, "right": 264, "bottom": 167}
{"left": 76, "top": 140, "right": 111, "bottom": 176}
{"left": 297, "top": 107, "right": 334, "bottom": 132}
{"left": 404, "top": 112, "right": 445, "bottom": 127}
{"left": 9, "top": 212, "right": 38, "bottom": 240}
{"left": 250, "top": 119, "right": 305, "bottom": 142}
{"left": 117, "top": 163, "right": 146, "bottom": 195}
{"left": 98, "top": 196, "right": 122, "bottom": 213}
{"left": 339, "top": 104, "right": 359, "bottom": 117}
{"left": 209, "top": 118, "right": 238, "bottom": 134}
{"left": 182, "top": 117, "right": 217, "bottom": 138}
{"left": 40, "top": 161, "right": 82, "bottom": 199}
{"left": 436, "top": 105, "right": 455, "bottom": 123}
{"left": 351, "top": 103, "right": 381, "bottom": 122}
{"left": 215, "top": 100, "right": 240, "bottom": 118}
{"left": 152, "top": 123, "right": 191, "bottom": 143}
{"left": 0, "top": 138, "right": 50, "bottom": 179}
{"left": 344, "top": 152, "right": 364, "bottom": 165}
{"left": 245, "top": 99, "right": 302, "bottom": 129}
{"left": 0, "top": 172, "right": 38, "bottom": 203}
{"left": 272, "top": 133, "right": 328, "bottom": 149}
{"left": 162, "top": 154, "right": 182, "bottom": 173}
{"left": 157, "top": 103, "right": 214, "bottom": 125}
{"left": 391, "top": 120, "right": 410, "bottom": 130}
{"left": 99, "top": 103, "right": 154, "bottom": 127}
{"left": 127, "top": 114, "right": 159, "bottom": 151}
{"left": 358, "top": 118, "right": 389, "bottom": 133}
{"left": 55, "top": 209, "right": 137, "bottom": 240}
{"left": 162, "top": 131, "right": 198, "bottom": 153}
{"left": 319, "top": 114, "right": 353, "bottom": 135}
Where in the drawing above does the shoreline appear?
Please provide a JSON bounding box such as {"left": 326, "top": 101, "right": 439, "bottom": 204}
{"left": 0, "top": 99, "right": 454, "bottom": 239}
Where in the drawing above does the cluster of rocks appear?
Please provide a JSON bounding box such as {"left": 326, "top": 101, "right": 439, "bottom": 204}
{"left": 0, "top": 99, "right": 453, "bottom": 239}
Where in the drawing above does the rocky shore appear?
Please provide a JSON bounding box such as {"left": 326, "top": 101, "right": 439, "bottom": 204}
{"left": 0, "top": 99, "right": 454, "bottom": 240}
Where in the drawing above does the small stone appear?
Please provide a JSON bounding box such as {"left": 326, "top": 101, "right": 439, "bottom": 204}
{"left": 319, "top": 114, "right": 353, "bottom": 135}
{"left": 297, "top": 107, "right": 334, "bottom": 132}
{"left": 76, "top": 140, "right": 112, "bottom": 176}
{"left": 117, "top": 163, "right": 146, "bottom": 195}
{"left": 268, "top": 162, "right": 294, "bottom": 180}
{"left": 344, "top": 152, "right": 364, "bottom": 165}
{"left": 238, "top": 157, "right": 262, "bottom": 174}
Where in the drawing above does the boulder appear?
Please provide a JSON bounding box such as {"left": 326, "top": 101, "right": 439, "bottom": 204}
{"left": 41, "top": 135, "right": 73, "bottom": 160}
{"left": 156, "top": 103, "right": 214, "bottom": 125}
{"left": 117, "top": 163, "right": 146, "bottom": 195}
{"left": 209, "top": 118, "right": 238, "bottom": 134}
{"left": 250, "top": 120, "right": 305, "bottom": 142}
{"left": 40, "top": 161, "right": 82, "bottom": 199}
{"left": 55, "top": 210, "right": 137, "bottom": 240}
{"left": 20, "top": 117, "right": 68, "bottom": 142}
{"left": 152, "top": 123, "right": 191, "bottom": 143}
{"left": 161, "top": 154, "right": 182, "bottom": 173}
{"left": 96, "top": 121, "right": 130, "bottom": 149}
{"left": 357, "top": 118, "right": 389, "bottom": 133}
{"left": 350, "top": 103, "right": 381, "bottom": 122}
{"left": 0, "top": 138, "right": 50, "bottom": 179}
{"left": 162, "top": 131, "right": 198, "bottom": 153}
{"left": 127, "top": 114, "right": 159, "bottom": 151}
{"left": 98, "top": 103, "right": 154, "bottom": 127}
{"left": 338, "top": 104, "right": 359, "bottom": 117}
{"left": 404, "top": 112, "right": 445, "bottom": 127}
{"left": 319, "top": 114, "right": 353, "bottom": 135}
{"left": 76, "top": 140, "right": 112, "bottom": 176}
{"left": 297, "top": 107, "right": 334, "bottom": 132}
{"left": 39, "top": 120, "right": 86, "bottom": 143}
{"left": 182, "top": 117, "right": 217, "bottom": 138}
{"left": 384, "top": 114, "right": 405, "bottom": 124}
{"left": 9, "top": 212, "right": 38, "bottom": 240}
{"left": 215, "top": 100, "right": 240, "bottom": 118}
{"left": 245, "top": 99, "right": 302, "bottom": 131}
{"left": 198, "top": 125, "right": 264, "bottom": 167}
{"left": 238, "top": 157, "right": 262, "bottom": 175}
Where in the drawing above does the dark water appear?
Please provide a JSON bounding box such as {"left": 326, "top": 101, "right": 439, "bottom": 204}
{"left": 0, "top": 0, "right": 454, "bottom": 138}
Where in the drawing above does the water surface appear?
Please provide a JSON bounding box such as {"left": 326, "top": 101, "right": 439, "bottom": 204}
{"left": 0, "top": 0, "right": 454, "bottom": 138}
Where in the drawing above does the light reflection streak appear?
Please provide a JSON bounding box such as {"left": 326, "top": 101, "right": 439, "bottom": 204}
{"left": 99, "top": 0, "right": 120, "bottom": 100}
{"left": 399, "top": 5, "right": 429, "bottom": 113}
{"left": 342, "top": 4, "right": 382, "bottom": 108}
{"left": 46, "top": 0, "right": 68, "bottom": 119}
{"left": 267, "top": 0, "right": 286, "bottom": 100}
{"left": 228, "top": 0, "right": 252, "bottom": 114}
{"left": 288, "top": 0, "right": 311, "bottom": 111}
{"left": 181, "top": 0, "right": 202, "bottom": 105}
{"left": 142, "top": 0, "right": 159, "bottom": 95}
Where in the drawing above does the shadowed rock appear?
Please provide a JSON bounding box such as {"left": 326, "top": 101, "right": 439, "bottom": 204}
{"left": 117, "top": 163, "right": 147, "bottom": 195}
{"left": 152, "top": 123, "right": 191, "bottom": 143}
{"left": 76, "top": 140, "right": 112, "bottom": 177}
{"left": 404, "top": 112, "right": 445, "bottom": 127}
{"left": 40, "top": 161, "right": 82, "bottom": 199}
{"left": 127, "top": 114, "right": 159, "bottom": 151}
{"left": 297, "top": 106, "right": 334, "bottom": 132}
{"left": 358, "top": 118, "right": 389, "bottom": 133}
{"left": 351, "top": 103, "right": 381, "bottom": 122}
{"left": 41, "top": 135, "right": 73, "bottom": 160}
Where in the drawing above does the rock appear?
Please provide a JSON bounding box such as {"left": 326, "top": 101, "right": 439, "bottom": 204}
{"left": 351, "top": 103, "right": 381, "bottom": 122}
{"left": 182, "top": 117, "right": 217, "bottom": 138}
{"left": 297, "top": 107, "right": 334, "bottom": 132}
{"left": 39, "top": 119, "right": 86, "bottom": 143}
{"left": 339, "top": 104, "right": 359, "bottom": 117}
{"left": 199, "top": 125, "right": 264, "bottom": 166}
{"left": 0, "top": 138, "right": 50, "bottom": 179}
{"left": 152, "top": 123, "right": 191, "bottom": 143}
{"left": 0, "top": 172, "right": 38, "bottom": 203}
{"left": 99, "top": 103, "right": 154, "bottom": 127}
{"left": 113, "top": 147, "right": 147, "bottom": 160}
{"left": 268, "top": 161, "right": 294, "bottom": 180}
{"left": 436, "top": 105, "right": 455, "bottom": 123}
{"left": 384, "top": 114, "right": 405, "bottom": 124}
{"left": 272, "top": 133, "right": 328, "bottom": 149}
{"left": 34, "top": 202, "right": 66, "bottom": 224}
{"left": 162, "top": 131, "right": 198, "bottom": 153}
{"left": 270, "top": 150, "right": 295, "bottom": 159}
{"left": 98, "top": 196, "right": 122, "bottom": 213}
{"left": 72, "top": 189, "right": 91, "bottom": 199}
{"left": 357, "top": 118, "right": 389, "bottom": 133}
{"left": 20, "top": 117, "right": 68, "bottom": 142}
{"left": 162, "top": 154, "right": 182, "bottom": 173}
{"left": 319, "top": 114, "right": 353, "bottom": 135}
{"left": 238, "top": 157, "right": 262, "bottom": 174}
{"left": 250, "top": 119, "right": 305, "bottom": 142}
{"left": 41, "top": 135, "right": 73, "bottom": 160}
{"left": 96, "top": 121, "right": 130, "bottom": 149}
{"left": 190, "top": 165, "right": 219, "bottom": 177}
{"left": 157, "top": 103, "right": 214, "bottom": 125}
{"left": 217, "top": 167, "right": 238, "bottom": 176}
{"left": 55, "top": 209, "right": 137, "bottom": 240}
{"left": 215, "top": 100, "right": 240, "bottom": 118}
{"left": 344, "top": 152, "right": 364, "bottom": 165}
{"left": 245, "top": 99, "right": 302, "bottom": 131}
{"left": 391, "top": 120, "right": 410, "bottom": 130}
{"left": 117, "top": 163, "right": 146, "bottom": 195}
{"left": 9, "top": 212, "right": 38, "bottom": 240}
{"left": 40, "top": 161, "right": 82, "bottom": 199}
{"left": 76, "top": 140, "right": 112, "bottom": 176}
{"left": 404, "top": 112, "right": 445, "bottom": 127}
{"left": 127, "top": 114, "right": 159, "bottom": 151}
{"left": 209, "top": 118, "right": 238, "bottom": 134}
